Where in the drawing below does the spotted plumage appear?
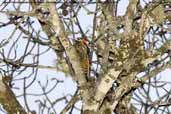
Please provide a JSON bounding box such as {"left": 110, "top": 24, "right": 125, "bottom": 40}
{"left": 74, "top": 38, "right": 90, "bottom": 79}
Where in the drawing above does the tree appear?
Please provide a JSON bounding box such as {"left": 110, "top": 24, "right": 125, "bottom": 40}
{"left": 0, "top": 0, "right": 171, "bottom": 114}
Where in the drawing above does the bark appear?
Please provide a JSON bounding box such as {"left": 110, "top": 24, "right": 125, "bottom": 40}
{"left": 0, "top": 76, "right": 26, "bottom": 114}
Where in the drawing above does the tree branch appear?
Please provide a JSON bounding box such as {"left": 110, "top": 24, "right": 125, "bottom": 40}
{"left": 0, "top": 75, "right": 27, "bottom": 114}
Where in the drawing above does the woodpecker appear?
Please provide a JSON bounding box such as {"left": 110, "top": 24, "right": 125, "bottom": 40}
{"left": 74, "top": 37, "right": 90, "bottom": 80}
